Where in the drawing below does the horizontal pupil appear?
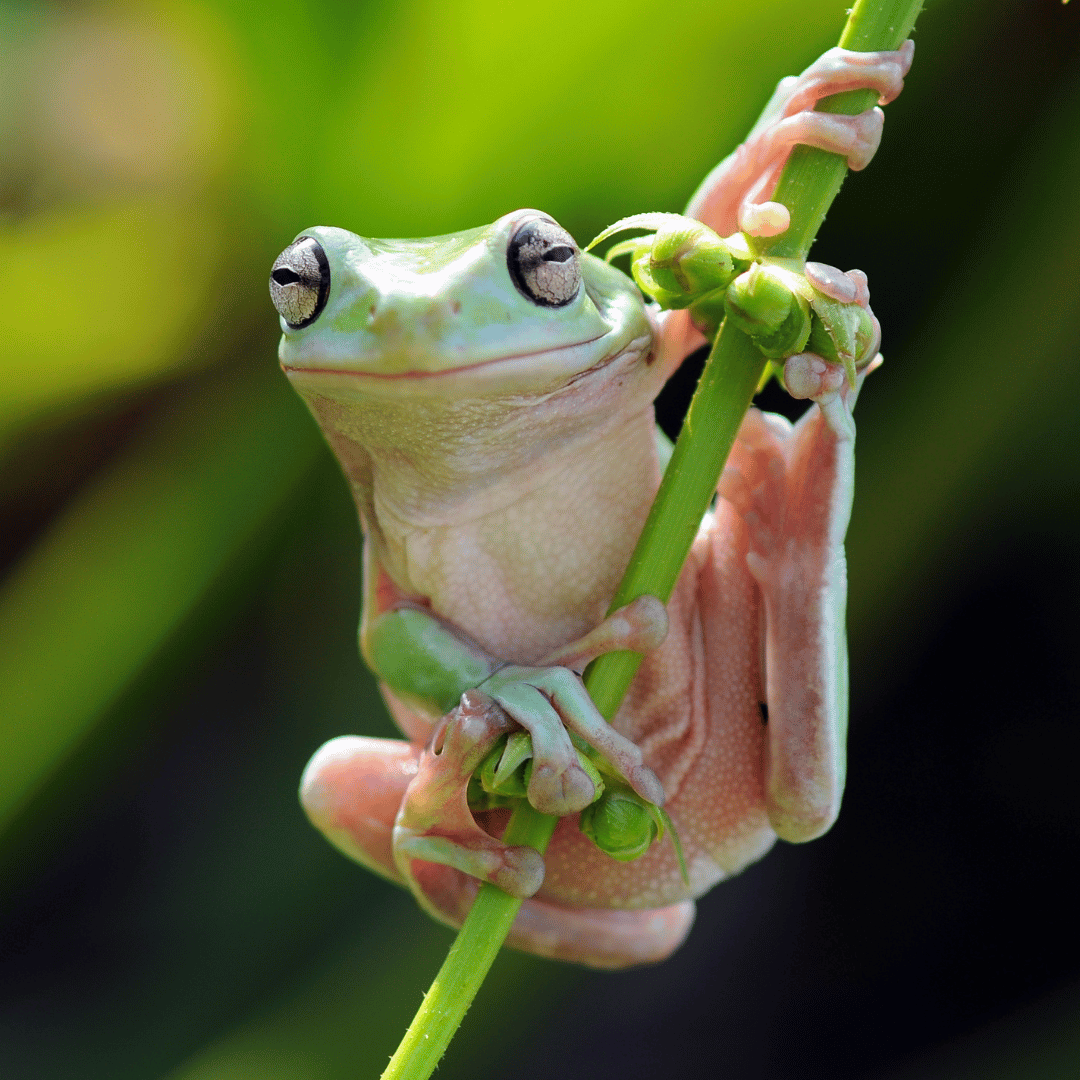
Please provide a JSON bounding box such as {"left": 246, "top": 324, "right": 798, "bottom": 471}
{"left": 272, "top": 267, "right": 302, "bottom": 285}
{"left": 542, "top": 246, "right": 574, "bottom": 263}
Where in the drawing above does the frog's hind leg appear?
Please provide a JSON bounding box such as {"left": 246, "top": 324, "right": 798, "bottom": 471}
{"left": 300, "top": 734, "right": 418, "bottom": 884}
{"left": 401, "top": 859, "right": 695, "bottom": 969}
{"left": 510, "top": 896, "right": 695, "bottom": 969}
{"left": 301, "top": 719, "right": 694, "bottom": 968}
{"left": 716, "top": 355, "right": 866, "bottom": 843}
{"left": 300, "top": 692, "right": 544, "bottom": 901}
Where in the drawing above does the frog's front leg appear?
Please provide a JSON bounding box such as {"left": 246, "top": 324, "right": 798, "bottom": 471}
{"left": 686, "top": 41, "right": 914, "bottom": 239}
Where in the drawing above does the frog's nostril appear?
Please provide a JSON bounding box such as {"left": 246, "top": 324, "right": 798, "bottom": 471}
{"left": 450, "top": 300, "right": 461, "bottom": 315}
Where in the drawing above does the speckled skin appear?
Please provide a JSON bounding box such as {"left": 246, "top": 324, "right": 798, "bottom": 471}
{"left": 290, "top": 43, "right": 913, "bottom": 969}
{"left": 299, "top": 366, "right": 856, "bottom": 967}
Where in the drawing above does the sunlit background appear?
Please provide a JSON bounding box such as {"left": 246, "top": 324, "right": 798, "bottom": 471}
{"left": 1, "top": 0, "right": 1079, "bottom": 1076}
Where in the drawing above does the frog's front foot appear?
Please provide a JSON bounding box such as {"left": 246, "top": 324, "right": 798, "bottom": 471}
{"left": 737, "top": 110, "right": 885, "bottom": 237}
{"left": 479, "top": 596, "right": 668, "bottom": 816}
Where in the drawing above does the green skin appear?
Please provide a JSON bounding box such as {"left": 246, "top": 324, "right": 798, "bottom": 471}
{"left": 279, "top": 40, "right": 912, "bottom": 969}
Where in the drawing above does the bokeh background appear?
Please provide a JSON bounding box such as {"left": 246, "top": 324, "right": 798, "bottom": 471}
{"left": 2, "top": 0, "right": 1079, "bottom": 1077}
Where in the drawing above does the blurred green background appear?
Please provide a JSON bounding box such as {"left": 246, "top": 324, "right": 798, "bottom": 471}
{"left": 1, "top": 0, "right": 1079, "bottom": 1077}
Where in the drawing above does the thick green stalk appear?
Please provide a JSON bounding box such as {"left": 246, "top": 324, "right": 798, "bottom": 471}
{"left": 383, "top": 3, "right": 923, "bottom": 1077}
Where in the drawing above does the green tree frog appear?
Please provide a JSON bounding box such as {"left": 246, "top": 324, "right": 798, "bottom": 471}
{"left": 273, "top": 43, "right": 913, "bottom": 969}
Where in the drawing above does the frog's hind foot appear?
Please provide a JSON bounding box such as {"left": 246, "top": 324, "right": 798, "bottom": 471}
{"left": 393, "top": 690, "right": 546, "bottom": 901}
{"left": 687, "top": 40, "right": 913, "bottom": 239}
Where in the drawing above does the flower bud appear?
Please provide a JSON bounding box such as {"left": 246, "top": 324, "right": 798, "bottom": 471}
{"left": 477, "top": 730, "right": 531, "bottom": 799}
{"left": 469, "top": 732, "right": 605, "bottom": 812}
{"left": 647, "top": 222, "right": 736, "bottom": 299}
{"left": 724, "top": 264, "right": 811, "bottom": 359}
{"left": 587, "top": 213, "right": 750, "bottom": 313}
{"left": 579, "top": 785, "right": 661, "bottom": 862}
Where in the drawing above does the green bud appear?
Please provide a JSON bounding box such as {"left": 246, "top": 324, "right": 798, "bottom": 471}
{"left": 586, "top": 212, "right": 748, "bottom": 311}
{"left": 476, "top": 731, "right": 531, "bottom": 800}
{"left": 724, "top": 265, "right": 811, "bottom": 359}
{"left": 579, "top": 785, "right": 661, "bottom": 862}
{"left": 647, "top": 223, "right": 736, "bottom": 301}
{"left": 686, "top": 287, "right": 728, "bottom": 341}
{"left": 725, "top": 263, "right": 791, "bottom": 330}
{"left": 807, "top": 291, "right": 878, "bottom": 386}
{"left": 469, "top": 732, "right": 606, "bottom": 811}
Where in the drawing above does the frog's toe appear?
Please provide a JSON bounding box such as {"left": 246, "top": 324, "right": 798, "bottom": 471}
{"left": 300, "top": 734, "right": 419, "bottom": 883}
{"left": 804, "top": 262, "right": 858, "bottom": 303}
{"left": 786, "top": 42, "right": 913, "bottom": 112}
{"left": 528, "top": 665, "right": 666, "bottom": 807}
{"left": 540, "top": 595, "right": 669, "bottom": 672}
{"left": 777, "top": 108, "right": 884, "bottom": 172}
{"left": 526, "top": 759, "right": 598, "bottom": 816}
{"left": 783, "top": 353, "right": 848, "bottom": 402}
{"left": 485, "top": 676, "right": 599, "bottom": 814}
{"left": 394, "top": 829, "right": 545, "bottom": 899}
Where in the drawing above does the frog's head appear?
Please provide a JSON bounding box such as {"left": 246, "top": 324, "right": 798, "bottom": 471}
{"left": 271, "top": 209, "right": 652, "bottom": 401}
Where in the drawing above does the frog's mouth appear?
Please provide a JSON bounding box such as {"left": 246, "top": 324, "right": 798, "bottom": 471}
{"left": 280, "top": 329, "right": 652, "bottom": 400}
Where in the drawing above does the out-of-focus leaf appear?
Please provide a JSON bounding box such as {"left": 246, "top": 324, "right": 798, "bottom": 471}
{"left": 236, "top": 0, "right": 843, "bottom": 237}
{"left": 0, "top": 202, "right": 222, "bottom": 447}
{"left": 0, "top": 366, "right": 321, "bottom": 832}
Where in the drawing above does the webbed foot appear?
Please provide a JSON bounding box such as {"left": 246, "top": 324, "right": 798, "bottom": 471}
{"left": 478, "top": 596, "right": 668, "bottom": 816}
{"left": 686, "top": 40, "right": 914, "bottom": 239}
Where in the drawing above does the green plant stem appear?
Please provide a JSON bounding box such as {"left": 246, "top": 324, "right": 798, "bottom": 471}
{"left": 381, "top": 809, "right": 557, "bottom": 1080}
{"left": 383, "top": 3, "right": 923, "bottom": 1077}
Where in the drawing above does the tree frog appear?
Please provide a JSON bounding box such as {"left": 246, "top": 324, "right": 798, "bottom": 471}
{"left": 273, "top": 43, "right": 913, "bottom": 969}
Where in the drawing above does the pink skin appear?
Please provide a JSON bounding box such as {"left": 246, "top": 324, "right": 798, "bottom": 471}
{"left": 299, "top": 43, "right": 907, "bottom": 968}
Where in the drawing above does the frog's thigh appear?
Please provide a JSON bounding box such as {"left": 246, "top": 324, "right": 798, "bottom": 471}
{"left": 300, "top": 735, "right": 418, "bottom": 884}
{"left": 719, "top": 406, "right": 852, "bottom": 843}
{"left": 508, "top": 897, "right": 695, "bottom": 969}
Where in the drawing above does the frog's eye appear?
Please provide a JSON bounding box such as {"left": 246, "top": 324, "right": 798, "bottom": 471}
{"left": 270, "top": 236, "right": 330, "bottom": 329}
{"left": 507, "top": 218, "right": 581, "bottom": 307}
